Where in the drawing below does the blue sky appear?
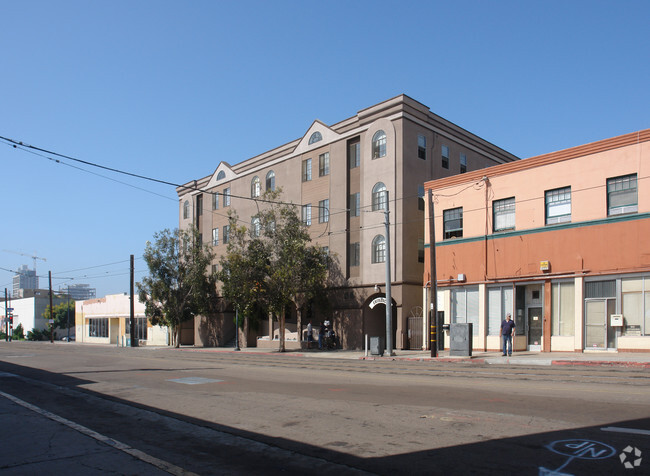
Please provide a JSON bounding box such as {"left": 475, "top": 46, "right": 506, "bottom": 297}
{"left": 1, "top": 0, "right": 649, "bottom": 298}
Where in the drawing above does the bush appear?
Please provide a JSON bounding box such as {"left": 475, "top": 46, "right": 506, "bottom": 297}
{"left": 27, "top": 328, "right": 48, "bottom": 341}
{"left": 12, "top": 324, "right": 24, "bottom": 340}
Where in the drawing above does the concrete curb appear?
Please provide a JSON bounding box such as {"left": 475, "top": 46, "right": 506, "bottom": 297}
{"left": 551, "top": 360, "right": 650, "bottom": 368}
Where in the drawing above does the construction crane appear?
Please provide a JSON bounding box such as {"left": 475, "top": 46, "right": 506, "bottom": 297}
{"left": 2, "top": 250, "right": 47, "bottom": 275}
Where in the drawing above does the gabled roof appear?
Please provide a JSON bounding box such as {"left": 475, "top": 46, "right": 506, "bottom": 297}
{"left": 206, "top": 162, "right": 236, "bottom": 189}
{"left": 292, "top": 120, "right": 340, "bottom": 155}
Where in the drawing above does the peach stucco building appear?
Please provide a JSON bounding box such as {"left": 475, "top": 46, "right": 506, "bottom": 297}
{"left": 424, "top": 129, "right": 650, "bottom": 353}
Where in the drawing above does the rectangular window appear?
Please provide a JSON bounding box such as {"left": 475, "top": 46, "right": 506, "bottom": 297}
{"left": 493, "top": 197, "right": 515, "bottom": 232}
{"left": 196, "top": 194, "right": 203, "bottom": 216}
{"left": 545, "top": 187, "right": 571, "bottom": 224}
{"left": 212, "top": 228, "right": 219, "bottom": 246}
{"left": 487, "top": 286, "right": 514, "bottom": 335}
{"left": 607, "top": 174, "right": 637, "bottom": 216}
{"left": 125, "top": 317, "right": 148, "bottom": 341}
{"left": 442, "top": 145, "right": 449, "bottom": 169}
{"left": 223, "top": 225, "right": 230, "bottom": 244}
{"left": 418, "top": 238, "right": 424, "bottom": 263}
{"left": 212, "top": 193, "right": 219, "bottom": 210}
{"left": 443, "top": 207, "right": 463, "bottom": 239}
{"left": 302, "top": 158, "right": 312, "bottom": 182}
{"left": 622, "top": 277, "right": 650, "bottom": 336}
{"left": 318, "top": 199, "right": 329, "bottom": 223}
{"left": 211, "top": 264, "right": 217, "bottom": 275}
{"left": 418, "top": 135, "right": 426, "bottom": 160}
{"left": 223, "top": 188, "right": 231, "bottom": 207}
{"left": 350, "top": 242, "right": 360, "bottom": 267}
{"left": 552, "top": 282, "right": 575, "bottom": 336}
{"left": 198, "top": 234, "right": 202, "bottom": 246}
{"left": 418, "top": 185, "right": 425, "bottom": 211}
{"left": 348, "top": 140, "right": 360, "bottom": 169}
{"left": 89, "top": 318, "right": 109, "bottom": 338}
{"left": 302, "top": 204, "right": 312, "bottom": 225}
{"left": 460, "top": 153, "right": 467, "bottom": 174}
{"left": 451, "top": 287, "right": 479, "bottom": 335}
{"left": 319, "top": 152, "right": 330, "bottom": 177}
{"left": 349, "top": 193, "right": 360, "bottom": 217}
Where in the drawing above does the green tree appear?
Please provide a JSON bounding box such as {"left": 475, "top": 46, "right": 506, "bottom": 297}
{"left": 218, "top": 215, "right": 271, "bottom": 332}
{"left": 219, "top": 190, "right": 330, "bottom": 352}
{"left": 138, "top": 226, "right": 218, "bottom": 348}
{"left": 42, "top": 300, "right": 75, "bottom": 330}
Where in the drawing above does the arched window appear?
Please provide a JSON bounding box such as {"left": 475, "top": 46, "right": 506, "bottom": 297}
{"left": 372, "top": 130, "right": 386, "bottom": 159}
{"left": 251, "top": 217, "right": 261, "bottom": 237}
{"left": 372, "top": 182, "right": 387, "bottom": 211}
{"left": 251, "top": 176, "right": 261, "bottom": 198}
{"left": 372, "top": 235, "right": 386, "bottom": 263}
{"left": 308, "top": 131, "right": 322, "bottom": 145}
{"left": 216, "top": 170, "right": 226, "bottom": 181}
{"left": 183, "top": 200, "right": 190, "bottom": 219}
{"left": 266, "top": 170, "right": 275, "bottom": 191}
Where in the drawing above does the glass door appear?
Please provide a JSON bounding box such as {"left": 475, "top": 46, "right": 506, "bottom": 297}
{"left": 585, "top": 299, "right": 616, "bottom": 350}
{"left": 527, "top": 307, "right": 543, "bottom": 350}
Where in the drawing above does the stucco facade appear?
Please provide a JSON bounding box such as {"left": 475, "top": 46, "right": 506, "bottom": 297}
{"left": 424, "top": 129, "right": 650, "bottom": 353}
{"left": 178, "top": 95, "right": 518, "bottom": 349}
{"left": 75, "top": 293, "right": 169, "bottom": 346}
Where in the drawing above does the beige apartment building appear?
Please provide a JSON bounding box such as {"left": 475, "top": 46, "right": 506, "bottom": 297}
{"left": 177, "top": 95, "right": 518, "bottom": 349}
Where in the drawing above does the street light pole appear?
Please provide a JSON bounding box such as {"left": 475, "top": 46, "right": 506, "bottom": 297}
{"left": 384, "top": 191, "right": 394, "bottom": 356}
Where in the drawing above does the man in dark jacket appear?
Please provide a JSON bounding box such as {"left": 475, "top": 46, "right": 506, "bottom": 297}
{"left": 500, "top": 313, "right": 516, "bottom": 356}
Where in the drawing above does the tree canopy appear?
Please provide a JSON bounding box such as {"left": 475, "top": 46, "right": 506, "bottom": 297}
{"left": 42, "top": 299, "right": 75, "bottom": 330}
{"left": 138, "top": 226, "right": 218, "bottom": 347}
{"left": 218, "top": 190, "right": 330, "bottom": 351}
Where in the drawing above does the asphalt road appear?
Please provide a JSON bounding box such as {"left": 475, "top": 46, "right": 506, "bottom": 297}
{"left": 1, "top": 342, "right": 648, "bottom": 475}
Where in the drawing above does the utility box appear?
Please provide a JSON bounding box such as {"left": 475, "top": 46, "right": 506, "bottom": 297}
{"left": 370, "top": 336, "right": 384, "bottom": 356}
{"left": 449, "top": 323, "right": 472, "bottom": 357}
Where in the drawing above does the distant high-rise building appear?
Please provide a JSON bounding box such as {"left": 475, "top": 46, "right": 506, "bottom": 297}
{"left": 13, "top": 265, "right": 38, "bottom": 298}
{"left": 61, "top": 284, "right": 96, "bottom": 301}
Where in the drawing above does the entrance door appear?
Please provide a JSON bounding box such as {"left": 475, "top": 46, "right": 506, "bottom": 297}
{"left": 407, "top": 316, "right": 423, "bottom": 350}
{"left": 585, "top": 299, "right": 616, "bottom": 350}
{"left": 527, "top": 307, "right": 543, "bottom": 350}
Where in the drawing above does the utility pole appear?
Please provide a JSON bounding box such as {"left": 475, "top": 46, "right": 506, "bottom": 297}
{"left": 234, "top": 308, "right": 240, "bottom": 351}
{"left": 428, "top": 190, "right": 438, "bottom": 358}
{"left": 4, "top": 288, "right": 8, "bottom": 342}
{"left": 49, "top": 271, "right": 54, "bottom": 343}
{"left": 66, "top": 286, "right": 70, "bottom": 342}
{"left": 130, "top": 254, "right": 136, "bottom": 347}
{"left": 384, "top": 191, "right": 394, "bottom": 356}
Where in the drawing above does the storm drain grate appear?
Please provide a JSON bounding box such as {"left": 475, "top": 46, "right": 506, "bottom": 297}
{"left": 166, "top": 377, "right": 223, "bottom": 385}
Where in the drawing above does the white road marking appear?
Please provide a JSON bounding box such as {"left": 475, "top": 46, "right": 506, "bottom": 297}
{"left": 601, "top": 426, "right": 650, "bottom": 436}
{"left": 0, "top": 390, "right": 198, "bottom": 476}
{"left": 166, "top": 377, "right": 223, "bottom": 385}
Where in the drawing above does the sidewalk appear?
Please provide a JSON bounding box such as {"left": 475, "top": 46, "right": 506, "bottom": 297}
{"left": 183, "top": 346, "right": 650, "bottom": 368}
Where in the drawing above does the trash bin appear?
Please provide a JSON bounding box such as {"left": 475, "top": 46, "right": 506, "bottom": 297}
{"left": 370, "top": 336, "right": 384, "bottom": 356}
{"left": 449, "top": 323, "right": 472, "bottom": 357}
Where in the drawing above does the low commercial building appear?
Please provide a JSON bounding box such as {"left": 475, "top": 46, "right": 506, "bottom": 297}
{"left": 1, "top": 289, "right": 64, "bottom": 336}
{"left": 424, "top": 129, "right": 650, "bottom": 353}
{"left": 75, "top": 293, "right": 169, "bottom": 346}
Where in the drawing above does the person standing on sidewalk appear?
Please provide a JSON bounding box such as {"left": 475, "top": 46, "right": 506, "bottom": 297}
{"left": 306, "top": 321, "right": 314, "bottom": 348}
{"left": 500, "top": 313, "right": 516, "bottom": 356}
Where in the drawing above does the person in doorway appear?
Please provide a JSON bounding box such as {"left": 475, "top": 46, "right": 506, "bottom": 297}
{"left": 306, "top": 320, "right": 314, "bottom": 348}
{"left": 500, "top": 313, "right": 516, "bottom": 356}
